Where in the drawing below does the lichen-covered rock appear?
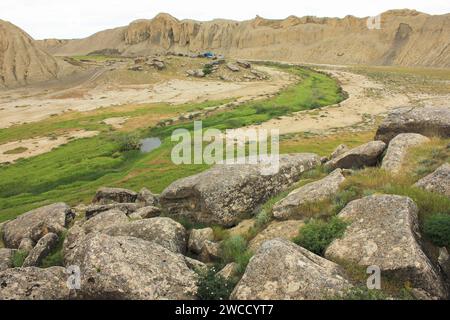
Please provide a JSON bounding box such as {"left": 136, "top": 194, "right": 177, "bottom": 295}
{"left": 0, "top": 267, "right": 72, "bottom": 300}
{"left": 273, "top": 169, "right": 346, "bottom": 220}
{"left": 231, "top": 239, "right": 352, "bottom": 300}
{"left": 381, "top": 133, "right": 430, "bottom": 173}
{"left": 2, "top": 203, "right": 74, "bottom": 248}
{"left": 217, "top": 263, "right": 238, "bottom": 280}
{"left": 92, "top": 187, "right": 138, "bottom": 205}
{"left": 375, "top": 106, "right": 450, "bottom": 143}
{"left": 415, "top": 163, "right": 450, "bottom": 197}
{"left": 81, "top": 209, "right": 129, "bottom": 234}
{"left": 325, "top": 141, "right": 386, "bottom": 170}
{"left": 18, "top": 238, "right": 35, "bottom": 254}
{"left": 23, "top": 233, "right": 59, "bottom": 267}
{"left": 248, "top": 220, "right": 304, "bottom": 252}
{"left": 0, "top": 249, "right": 14, "bottom": 271}
{"left": 136, "top": 188, "right": 159, "bottom": 207}
{"left": 228, "top": 219, "right": 256, "bottom": 238}
{"left": 64, "top": 233, "right": 197, "bottom": 300}
{"left": 128, "top": 206, "right": 161, "bottom": 220}
{"left": 325, "top": 195, "right": 447, "bottom": 299}
{"left": 188, "top": 228, "right": 214, "bottom": 254}
{"left": 200, "top": 240, "right": 221, "bottom": 263}
{"left": 85, "top": 203, "right": 139, "bottom": 219}
{"left": 330, "top": 144, "right": 349, "bottom": 159}
{"left": 160, "top": 154, "right": 320, "bottom": 226}
{"left": 105, "top": 218, "right": 187, "bottom": 254}
{"left": 184, "top": 257, "right": 207, "bottom": 272}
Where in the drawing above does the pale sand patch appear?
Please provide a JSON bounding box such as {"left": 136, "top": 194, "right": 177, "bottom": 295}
{"left": 0, "top": 130, "right": 99, "bottom": 163}
{"left": 0, "top": 66, "right": 294, "bottom": 129}
{"left": 237, "top": 70, "right": 411, "bottom": 136}
{"left": 102, "top": 117, "right": 129, "bottom": 129}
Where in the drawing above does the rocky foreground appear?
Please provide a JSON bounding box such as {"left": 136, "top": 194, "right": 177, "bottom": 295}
{"left": 0, "top": 105, "right": 449, "bottom": 300}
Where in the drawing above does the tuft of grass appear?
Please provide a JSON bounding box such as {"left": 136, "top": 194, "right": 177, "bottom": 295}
{"left": 12, "top": 250, "right": 29, "bottom": 268}
{"left": 423, "top": 214, "right": 450, "bottom": 248}
{"left": 40, "top": 232, "right": 67, "bottom": 268}
{"left": 3, "top": 147, "right": 28, "bottom": 155}
{"left": 196, "top": 267, "right": 236, "bottom": 300}
{"left": 221, "top": 236, "right": 253, "bottom": 274}
{"left": 293, "top": 217, "right": 348, "bottom": 256}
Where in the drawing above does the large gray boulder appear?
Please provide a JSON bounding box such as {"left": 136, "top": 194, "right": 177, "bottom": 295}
{"left": 248, "top": 220, "right": 304, "bottom": 252}
{"left": 415, "top": 163, "right": 450, "bottom": 197}
{"left": 64, "top": 233, "right": 197, "bottom": 300}
{"left": 81, "top": 209, "right": 129, "bottom": 234}
{"left": 85, "top": 203, "right": 139, "bottom": 219}
{"left": 273, "top": 169, "right": 346, "bottom": 220}
{"left": 231, "top": 239, "right": 352, "bottom": 300}
{"left": 325, "top": 141, "right": 386, "bottom": 170}
{"left": 128, "top": 206, "right": 161, "bottom": 220}
{"left": 0, "top": 249, "right": 14, "bottom": 272}
{"left": 325, "top": 195, "right": 447, "bottom": 299}
{"left": 0, "top": 267, "right": 72, "bottom": 300}
{"left": 381, "top": 133, "right": 430, "bottom": 173}
{"left": 23, "top": 233, "right": 59, "bottom": 267}
{"left": 375, "top": 106, "right": 450, "bottom": 143}
{"left": 105, "top": 218, "right": 187, "bottom": 254}
{"left": 92, "top": 187, "right": 138, "bottom": 205}
{"left": 160, "top": 154, "right": 320, "bottom": 226}
{"left": 136, "top": 188, "right": 159, "bottom": 207}
{"left": 2, "top": 203, "right": 74, "bottom": 248}
{"left": 188, "top": 228, "right": 215, "bottom": 254}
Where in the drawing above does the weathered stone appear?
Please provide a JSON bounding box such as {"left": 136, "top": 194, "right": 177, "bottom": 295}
{"left": 92, "top": 187, "right": 138, "bottom": 205}
{"left": 128, "top": 206, "right": 161, "bottom": 220}
{"left": 381, "top": 133, "right": 430, "bottom": 173}
{"left": 325, "top": 195, "right": 447, "bottom": 299}
{"left": 160, "top": 154, "right": 320, "bottom": 226}
{"left": 200, "top": 240, "right": 221, "bottom": 263}
{"left": 415, "top": 163, "right": 450, "bottom": 197}
{"left": 217, "top": 263, "right": 239, "bottom": 280}
{"left": 185, "top": 257, "right": 207, "bottom": 272}
{"left": 0, "top": 249, "right": 15, "bottom": 271}
{"left": 226, "top": 63, "right": 240, "bottom": 72}
{"left": 325, "top": 141, "right": 386, "bottom": 170}
{"left": 375, "top": 106, "right": 450, "bottom": 143}
{"left": 330, "top": 144, "right": 349, "bottom": 159}
{"left": 248, "top": 220, "right": 304, "bottom": 252}
{"left": 188, "top": 228, "right": 214, "bottom": 254}
{"left": 23, "top": 233, "right": 59, "bottom": 267}
{"left": 228, "top": 219, "right": 256, "bottom": 238}
{"left": 0, "top": 267, "right": 72, "bottom": 300}
{"left": 236, "top": 60, "right": 251, "bottom": 69}
{"left": 231, "top": 239, "right": 352, "bottom": 300}
{"left": 136, "top": 188, "right": 159, "bottom": 207}
{"left": 105, "top": 218, "right": 187, "bottom": 254}
{"left": 18, "top": 238, "right": 35, "bottom": 254}
{"left": 438, "top": 247, "right": 450, "bottom": 282}
{"left": 2, "top": 203, "right": 74, "bottom": 248}
{"left": 85, "top": 203, "right": 139, "bottom": 219}
{"left": 273, "top": 169, "right": 346, "bottom": 220}
{"left": 82, "top": 209, "right": 129, "bottom": 234}
{"left": 64, "top": 233, "right": 197, "bottom": 300}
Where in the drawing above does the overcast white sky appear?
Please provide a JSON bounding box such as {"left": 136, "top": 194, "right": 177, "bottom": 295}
{"left": 0, "top": 0, "right": 449, "bottom": 39}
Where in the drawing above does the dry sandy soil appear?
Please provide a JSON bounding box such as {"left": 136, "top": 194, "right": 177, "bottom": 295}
{"left": 0, "top": 65, "right": 293, "bottom": 129}
{"left": 0, "top": 130, "right": 98, "bottom": 164}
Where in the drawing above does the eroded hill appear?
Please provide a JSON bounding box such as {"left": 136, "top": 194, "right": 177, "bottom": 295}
{"left": 39, "top": 10, "right": 450, "bottom": 68}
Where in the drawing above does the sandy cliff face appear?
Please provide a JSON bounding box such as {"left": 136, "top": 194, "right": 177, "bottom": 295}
{"left": 0, "top": 20, "right": 61, "bottom": 87}
{"left": 39, "top": 10, "right": 450, "bottom": 68}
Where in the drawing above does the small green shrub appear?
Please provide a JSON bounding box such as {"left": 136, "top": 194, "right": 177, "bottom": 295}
{"left": 221, "top": 236, "right": 253, "bottom": 274}
{"left": 113, "top": 133, "right": 142, "bottom": 152}
{"left": 293, "top": 217, "right": 348, "bottom": 256}
{"left": 40, "top": 232, "right": 67, "bottom": 268}
{"left": 12, "top": 250, "right": 29, "bottom": 268}
{"left": 423, "top": 214, "right": 450, "bottom": 247}
{"left": 196, "top": 268, "right": 235, "bottom": 300}
{"left": 202, "top": 64, "right": 213, "bottom": 75}
{"left": 333, "top": 186, "right": 361, "bottom": 213}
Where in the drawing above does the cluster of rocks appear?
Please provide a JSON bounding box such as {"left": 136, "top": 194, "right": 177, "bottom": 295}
{"left": 0, "top": 105, "right": 449, "bottom": 300}
{"left": 129, "top": 56, "right": 166, "bottom": 72}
